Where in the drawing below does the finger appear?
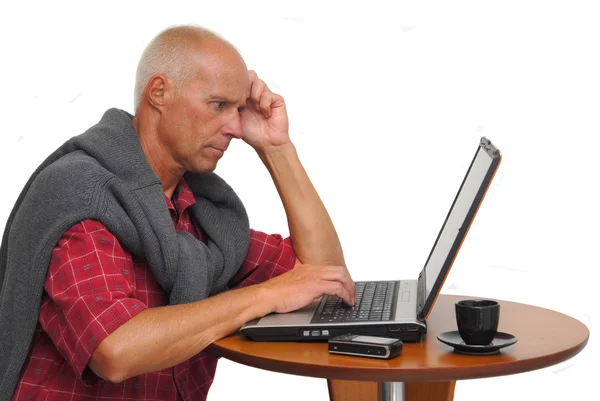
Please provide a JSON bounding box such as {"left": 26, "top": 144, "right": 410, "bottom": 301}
{"left": 248, "top": 77, "right": 272, "bottom": 114}
{"left": 247, "top": 70, "right": 270, "bottom": 92}
{"left": 342, "top": 269, "right": 356, "bottom": 304}
{"left": 246, "top": 83, "right": 258, "bottom": 111}
{"left": 297, "top": 265, "right": 355, "bottom": 304}
{"left": 338, "top": 276, "right": 356, "bottom": 306}
{"left": 320, "top": 281, "right": 355, "bottom": 307}
{"left": 314, "top": 266, "right": 356, "bottom": 305}
{"left": 250, "top": 79, "right": 267, "bottom": 110}
{"left": 246, "top": 72, "right": 260, "bottom": 110}
{"left": 259, "top": 92, "right": 274, "bottom": 118}
{"left": 319, "top": 277, "right": 356, "bottom": 307}
{"left": 262, "top": 92, "right": 287, "bottom": 119}
{"left": 246, "top": 70, "right": 258, "bottom": 98}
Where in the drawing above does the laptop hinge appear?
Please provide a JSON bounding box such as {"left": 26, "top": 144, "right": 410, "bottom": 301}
{"left": 416, "top": 270, "right": 425, "bottom": 314}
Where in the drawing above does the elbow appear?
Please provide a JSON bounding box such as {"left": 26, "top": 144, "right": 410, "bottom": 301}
{"left": 89, "top": 339, "right": 130, "bottom": 383}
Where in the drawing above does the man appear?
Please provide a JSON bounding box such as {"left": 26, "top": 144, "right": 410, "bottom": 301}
{"left": 0, "top": 25, "right": 355, "bottom": 401}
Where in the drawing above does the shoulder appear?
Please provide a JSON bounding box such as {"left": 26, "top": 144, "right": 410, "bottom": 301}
{"left": 55, "top": 219, "right": 124, "bottom": 255}
{"left": 37, "top": 151, "right": 108, "bottom": 185}
{"left": 13, "top": 153, "right": 116, "bottom": 236}
{"left": 27, "top": 151, "right": 116, "bottom": 210}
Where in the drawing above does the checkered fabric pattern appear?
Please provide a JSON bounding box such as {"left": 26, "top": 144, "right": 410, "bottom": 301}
{"left": 12, "top": 178, "right": 296, "bottom": 401}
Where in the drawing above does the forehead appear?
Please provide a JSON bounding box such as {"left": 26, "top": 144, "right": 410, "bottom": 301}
{"left": 191, "top": 40, "right": 249, "bottom": 101}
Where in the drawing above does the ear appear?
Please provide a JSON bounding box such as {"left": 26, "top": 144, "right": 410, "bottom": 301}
{"left": 146, "top": 74, "right": 170, "bottom": 111}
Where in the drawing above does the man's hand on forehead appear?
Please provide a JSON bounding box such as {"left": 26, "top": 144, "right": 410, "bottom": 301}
{"left": 240, "top": 70, "right": 290, "bottom": 150}
{"left": 247, "top": 70, "right": 273, "bottom": 117}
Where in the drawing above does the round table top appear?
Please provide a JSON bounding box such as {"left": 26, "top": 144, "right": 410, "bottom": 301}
{"left": 209, "top": 294, "right": 589, "bottom": 382}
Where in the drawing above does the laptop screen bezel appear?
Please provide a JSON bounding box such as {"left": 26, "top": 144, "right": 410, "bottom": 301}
{"left": 416, "top": 137, "right": 502, "bottom": 321}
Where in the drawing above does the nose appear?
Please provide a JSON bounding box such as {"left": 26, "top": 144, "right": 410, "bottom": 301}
{"left": 223, "top": 110, "right": 243, "bottom": 139}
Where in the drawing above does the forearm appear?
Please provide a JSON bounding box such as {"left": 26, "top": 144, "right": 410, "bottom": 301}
{"left": 90, "top": 284, "right": 271, "bottom": 382}
{"left": 258, "top": 142, "right": 345, "bottom": 267}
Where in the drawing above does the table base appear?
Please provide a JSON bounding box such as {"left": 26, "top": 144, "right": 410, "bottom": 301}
{"left": 327, "top": 379, "right": 456, "bottom": 401}
{"left": 379, "top": 382, "right": 406, "bottom": 401}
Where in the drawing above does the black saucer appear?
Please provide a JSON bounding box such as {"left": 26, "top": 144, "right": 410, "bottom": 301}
{"left": 437, "top": 331, "right": 517, "bottom": 355}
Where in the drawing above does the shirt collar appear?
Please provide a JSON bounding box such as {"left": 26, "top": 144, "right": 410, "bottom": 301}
{"left": 164, "top": 177, "right": 197, "bottom": 217}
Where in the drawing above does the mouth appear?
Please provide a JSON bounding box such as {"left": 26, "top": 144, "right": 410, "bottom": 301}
{"left": 209, "top": 146, "right": 227, "bottom": 153}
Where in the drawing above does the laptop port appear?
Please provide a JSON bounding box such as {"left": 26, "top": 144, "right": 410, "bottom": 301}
{"left": 389, "top": 327, "right": 401, "bottom": 332}
{"left": 407, "top": 326, "right": 419, "bottom": 332}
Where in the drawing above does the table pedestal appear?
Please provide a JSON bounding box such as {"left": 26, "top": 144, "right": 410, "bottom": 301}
{"left": 379, "top": 382, "right": 406, "bottom": 401}
{"left": 327, "top": 379, "right": 456, "bottom": 401}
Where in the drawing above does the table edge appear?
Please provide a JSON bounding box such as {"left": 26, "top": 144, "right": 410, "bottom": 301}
{"left": 211, "top": 333, "right": 588, "bottom": 382}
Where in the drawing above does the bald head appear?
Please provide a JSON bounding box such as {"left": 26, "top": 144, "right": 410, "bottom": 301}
{"left": 133, "top": 25, "right": 239, "bottom": 112}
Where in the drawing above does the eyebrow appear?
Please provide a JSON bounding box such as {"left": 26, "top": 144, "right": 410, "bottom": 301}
{"left": 208, "top": 95, "right": 246, "bottom": 109}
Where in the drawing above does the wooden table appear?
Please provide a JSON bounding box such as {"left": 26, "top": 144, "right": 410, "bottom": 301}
{"left": 209, "top": 295, "right": 589, "bottom": 401}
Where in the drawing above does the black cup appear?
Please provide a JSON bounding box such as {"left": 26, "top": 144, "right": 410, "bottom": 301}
{"left": 455, "top": 299, "right": 500, "bottom": 345}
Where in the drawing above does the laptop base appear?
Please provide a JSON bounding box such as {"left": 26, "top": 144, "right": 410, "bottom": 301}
{"left": 241, "top": 321, "right": 427, "bottom": 343}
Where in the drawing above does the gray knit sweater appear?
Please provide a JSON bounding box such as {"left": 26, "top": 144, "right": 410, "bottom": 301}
{"left": 0, "top": 108, "right": 250, "bottom": 399}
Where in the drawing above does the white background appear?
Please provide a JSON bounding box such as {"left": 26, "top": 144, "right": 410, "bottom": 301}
{"left": 1, "top": 1, "right": 597, "bottom": 400}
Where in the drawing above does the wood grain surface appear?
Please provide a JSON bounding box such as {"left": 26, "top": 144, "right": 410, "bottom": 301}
{"left": 210, "top": 294, "right": 589, "bottom": 383}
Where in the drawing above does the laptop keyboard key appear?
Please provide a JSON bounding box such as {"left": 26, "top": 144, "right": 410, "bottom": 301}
{"left": 310, "top": 281, "right": 400, "bottom": 323}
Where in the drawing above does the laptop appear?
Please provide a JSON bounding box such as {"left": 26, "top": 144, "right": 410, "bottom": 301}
{"left": 241, "top": 137, "right": 502, "bottom": 343}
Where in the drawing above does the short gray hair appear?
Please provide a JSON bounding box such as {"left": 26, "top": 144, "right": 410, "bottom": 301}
{"left": 133, "top": 25, "right": 225, "bottom": 112}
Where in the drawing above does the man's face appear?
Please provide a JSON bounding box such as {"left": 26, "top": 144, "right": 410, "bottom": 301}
{"left": 158, "top": 42, "right": 249, "bottom": 174}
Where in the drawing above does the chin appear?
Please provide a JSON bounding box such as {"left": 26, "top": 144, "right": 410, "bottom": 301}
{"left": 190, "top": 163, "right": 218, "bottom": 174}
{"left": 187, "top": 154, "right": 220, "bottom": 174}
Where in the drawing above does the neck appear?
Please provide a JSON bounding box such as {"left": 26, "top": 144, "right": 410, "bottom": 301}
{"left": 133, "top": 113, "right": 183, "bottom": 199}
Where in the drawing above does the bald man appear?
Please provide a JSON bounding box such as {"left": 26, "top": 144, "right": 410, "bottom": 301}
{"left": 0, "top": 25, "right": 355, "bottom": 401}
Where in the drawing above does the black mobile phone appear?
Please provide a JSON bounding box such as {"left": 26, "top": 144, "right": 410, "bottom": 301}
{"left": 328, "top": 334, "right": 403, "bottom": 360}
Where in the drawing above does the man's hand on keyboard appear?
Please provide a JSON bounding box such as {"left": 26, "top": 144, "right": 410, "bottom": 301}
{"left": 257, "top": 263, "right": 356, "bottom": 314}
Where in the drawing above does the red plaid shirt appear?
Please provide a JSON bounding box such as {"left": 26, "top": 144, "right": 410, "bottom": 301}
{"left": 12, "top": 178, "right": 296, "bottom": 401}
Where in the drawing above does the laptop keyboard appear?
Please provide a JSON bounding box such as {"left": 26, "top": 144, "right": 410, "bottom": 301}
{"left": 310, "top": 281, "right": 399, "bottom": 324}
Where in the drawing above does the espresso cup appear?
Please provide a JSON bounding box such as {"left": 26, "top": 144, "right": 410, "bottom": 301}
{"left": 455, "top": 299, "right": 500, "bottom": 345}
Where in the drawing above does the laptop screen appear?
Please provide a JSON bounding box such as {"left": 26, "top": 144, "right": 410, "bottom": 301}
{"left": 417, "top": 138, "right": 501, "bottom": 320}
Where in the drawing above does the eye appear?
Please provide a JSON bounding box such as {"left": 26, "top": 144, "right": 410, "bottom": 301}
{"left": 213, "top": 101, "right": 226, "bottom": 110}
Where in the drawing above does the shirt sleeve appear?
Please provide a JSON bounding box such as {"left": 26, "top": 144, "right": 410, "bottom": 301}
{"left": 39, "top": 219, "right": 148, "bottom": 380}
{"left": 228, "top": 229, "right": 297, "bottom": 289}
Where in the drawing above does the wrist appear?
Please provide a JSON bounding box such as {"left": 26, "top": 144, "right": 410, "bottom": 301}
{"left": 257, "top": 143, "right": 299, "bottom": 175}
{"left": 253, "top": 283, "right": 278, "bottom": 315}
{"left": 256, "top": 141, "right": 296, "bottom": 162}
